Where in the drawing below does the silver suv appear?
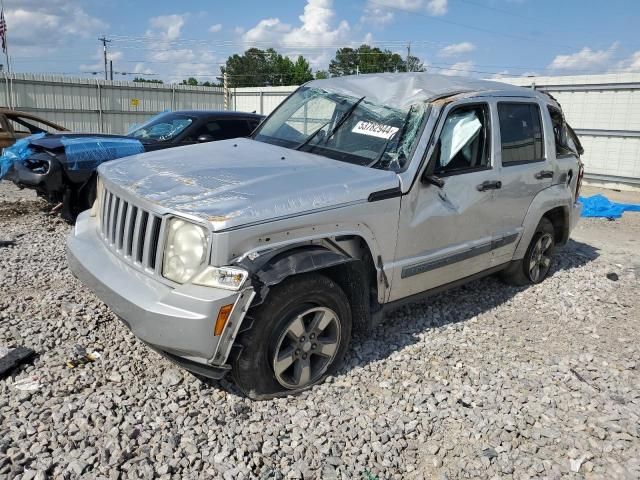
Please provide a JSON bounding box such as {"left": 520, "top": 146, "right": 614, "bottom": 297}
{"left": 67, "top": 73, "right": 584, "bottom": 399}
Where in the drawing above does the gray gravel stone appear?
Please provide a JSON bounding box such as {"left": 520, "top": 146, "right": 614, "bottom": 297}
{"left": 1, "top": 181, "right": 639, "bottom": 479}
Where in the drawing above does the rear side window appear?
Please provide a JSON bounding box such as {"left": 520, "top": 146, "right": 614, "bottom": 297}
{"left": 548, "top": 107, "right": 575, "bottom": 156}
{"left": 498, "top": 103, "right": 544, "bottom": 165}
{"left": 218, "top": 120, "right": 253, "bottom": 139}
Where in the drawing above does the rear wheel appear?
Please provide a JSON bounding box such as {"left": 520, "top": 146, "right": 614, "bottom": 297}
{"left": 232, "top": 273, "right": 351, "bottom": 400}
{"left": 501, "top": 217, "right": 555, "bottom": 286}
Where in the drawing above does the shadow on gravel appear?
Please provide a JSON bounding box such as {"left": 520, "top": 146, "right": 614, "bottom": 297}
{"left": 340, "top": 238, "right": 601, "bottom": 374}
{"left": 0, "top": 199, "right": 48, "bottom": 220}
{"left": 199, "top": 239, "right": 600, "bottom": 398}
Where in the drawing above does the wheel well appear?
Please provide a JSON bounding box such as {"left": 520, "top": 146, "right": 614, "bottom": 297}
{"left": 319, "top": 255, "right": 378, "bottom": 333}
{"left": 243, "top": 237, "right": 380, "bottom": 333}
{"left": 543, "top": 206, "right": 569, "bottom": 245}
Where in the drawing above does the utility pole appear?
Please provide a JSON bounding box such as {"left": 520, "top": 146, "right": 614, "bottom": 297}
{"left": 223, "top": 71, "right": 228, "bottom": 110}
{"left": 406, "top": 42, "right": 411, "bottom": 73}
{"left": 98, "top": 36, "right": 111, "bottom": 80}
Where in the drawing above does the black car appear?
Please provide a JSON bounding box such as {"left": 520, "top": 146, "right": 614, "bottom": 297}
{"left": 1, "top": 110, "right": 264, "bottom": 221}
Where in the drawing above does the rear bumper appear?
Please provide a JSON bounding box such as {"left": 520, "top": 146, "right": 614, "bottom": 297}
{"left": 67, "top": 211, "right": 254, "bottom": 374}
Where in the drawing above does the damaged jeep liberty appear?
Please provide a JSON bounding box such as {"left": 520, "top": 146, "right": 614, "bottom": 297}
{"left": 67, "top": 73, "right": 584, "bottom": 399}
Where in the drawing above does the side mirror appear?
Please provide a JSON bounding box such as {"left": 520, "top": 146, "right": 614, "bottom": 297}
{"left": 421, "top": 138, "right": 445, "bottom": 188}
{"left": 422, "top": 174, "right": 445, "bottom": 188}
{"left": 197, "top": 134, "right": 214, "bottom": 143}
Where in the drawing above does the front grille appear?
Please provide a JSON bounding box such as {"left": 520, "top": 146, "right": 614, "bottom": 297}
{"left": 99, "top": 185, "right": 164, "bottom": 273}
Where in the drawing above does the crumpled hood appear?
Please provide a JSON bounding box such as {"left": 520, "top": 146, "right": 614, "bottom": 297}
{"left": 98, "top": 137, "right": 399, "bottom": 230}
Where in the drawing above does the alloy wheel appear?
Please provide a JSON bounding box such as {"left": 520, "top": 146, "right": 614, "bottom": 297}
{"left": 528, "top": 233, "right": 554, "bottom": 282}
{"left": 272, "top": 306, "right": 341, "bottom": 389}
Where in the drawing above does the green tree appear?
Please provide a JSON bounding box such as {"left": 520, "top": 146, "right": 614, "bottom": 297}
{"left": 222, "top": 48, "right": 314, "bottom": 88}
{"left": 328, "top": 44, "right": 423, "bottom": 76}
{"left": 315, "top": 70, "right": 330, "bottom": 80}
{"left": 404, "top": 55, "right": 426, "bottom": 73}
{"left": 222, "top": 48, "right": 270, "bottom": 88}
{"left": 133, "top": 77, "right": 163, "bottom": 84}
{"left": 182, "top": 77, "right": 199, "bottom": 86}
{"left": 291, "top": 56, "right": 314, "bottom": 85}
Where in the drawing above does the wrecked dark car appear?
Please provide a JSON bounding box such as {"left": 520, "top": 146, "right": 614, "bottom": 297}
{"left": 0, "top": 108, "right": 68, "bottom": 149}
{"left": 0, "top": 110, "right": 264, "bottom": 221}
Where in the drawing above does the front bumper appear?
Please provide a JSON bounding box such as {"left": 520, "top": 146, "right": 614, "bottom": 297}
{"left": 4, "top": 157, "right": 63, "bottom": 193}
{"left": 66, "top": 211, "right": 255, "bottom": 377}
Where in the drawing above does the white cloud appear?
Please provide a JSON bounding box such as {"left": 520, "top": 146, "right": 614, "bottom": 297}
{"left": 615, "top": 51, "right": 640, "bottom": 72}
{"left": 360, "top": 5, "right": 395, "bottom": 26}
{"left": 244, "top": 18, "right": 292, "bottom": 45}
{"left": 548, "top": 44, "right": 617, "bottom": 71}
{"left": 490, "top": 70, "right": 510, "bottom": 79}
{"left": 360, "top": 0, "right": 447, "bottom": 26}
{"left": 282, "top": 0, "right": 350, "bottom": 48}
{"left": 133, "top": 63, "right": 155, "bottom": 75}
{"left": 438, "top": 61, "right": 475, "bottom": 76}
{"left": 439, "top": 42, "right": 476, "bottom": 57}
{"left": 5, "top": 0, "right": 106, "bottom": 54}
{"left": 209, "top": 23, "right": 223, "bottom": 33}
{"left": 79, "top": 47, "right": 123, "bottom": 73}
{"left": 426, "top": 0, "right": 448, "bottom": 16}
{"left": 147, "top": 14, "right": 188, "bottom": 41}
{"left": 241, "top": 0, "right": 351, "bottom": 67}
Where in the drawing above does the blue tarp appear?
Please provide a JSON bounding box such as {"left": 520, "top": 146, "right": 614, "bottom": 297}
{"left": 0, "top": 133, "right": 46, "bottom": 180}
{"left": 60, "top": 136, "right": 145, "bottom": 170}
{"left": 579, "top": 194, "right": 640, "bottom": 219}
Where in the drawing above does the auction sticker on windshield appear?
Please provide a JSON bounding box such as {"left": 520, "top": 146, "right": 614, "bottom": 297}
{"left": 352, "top": 121, "right": 399, "bottom": 140}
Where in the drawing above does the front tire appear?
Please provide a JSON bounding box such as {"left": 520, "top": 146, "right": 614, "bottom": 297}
{"left": 501, "top": 217, "right": 555, "bottom": 286}
{"left": 231, "top": 273, "right": 352, "bottom": 400}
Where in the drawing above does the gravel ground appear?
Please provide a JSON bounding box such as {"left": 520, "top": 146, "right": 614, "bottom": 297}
{"left": 0, "top": 181, "right": 639, "bottom": 480}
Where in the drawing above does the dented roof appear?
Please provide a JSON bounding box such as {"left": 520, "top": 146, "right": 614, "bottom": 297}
{"left": 306, "top": 72, "right": 547, "bottom": 109}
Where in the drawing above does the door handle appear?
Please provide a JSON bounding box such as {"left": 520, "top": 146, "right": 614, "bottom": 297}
{"left": 535, "top": 170, "right": 554, "bottom": 179}
{"left": 477, "top": 180, "right": 502, "bottom": 191}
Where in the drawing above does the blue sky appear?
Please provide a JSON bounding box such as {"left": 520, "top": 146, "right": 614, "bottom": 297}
{"left": 4, "top": 0, "right": 639, "bottom": 83}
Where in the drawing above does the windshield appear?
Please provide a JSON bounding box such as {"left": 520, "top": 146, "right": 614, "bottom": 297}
{"left": 254, "top": 87, "right": 426, "bottom": 171}
{"left": 128, "top": 113, "right": 194, "bottom": 142}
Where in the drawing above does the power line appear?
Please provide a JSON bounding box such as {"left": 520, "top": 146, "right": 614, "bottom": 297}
{"left": 368, "top": 0, "right": 581, "bottom": 51}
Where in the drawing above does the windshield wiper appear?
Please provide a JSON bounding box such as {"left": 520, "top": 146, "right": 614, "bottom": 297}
{"left": 324, "top": 96, "right": 366, "bottom": 144}
{"left": 294, "top": 120, "right": 331, "bottom": 151}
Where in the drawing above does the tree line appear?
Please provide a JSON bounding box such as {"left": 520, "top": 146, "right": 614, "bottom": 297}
{"left": 134, "top": 44, "right": 426, "bottom": 88}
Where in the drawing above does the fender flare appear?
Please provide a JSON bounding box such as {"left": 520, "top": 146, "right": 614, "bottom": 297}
{"left": 512, "top": 184, "right": 571, "bottom": 260}
{"left": 237, "top": 244, "right": 355, "bottom": 304}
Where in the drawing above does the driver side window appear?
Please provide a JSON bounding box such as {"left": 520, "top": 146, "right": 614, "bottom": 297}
{"left": 434, "top": 104, "right": 490, "bottom": 176}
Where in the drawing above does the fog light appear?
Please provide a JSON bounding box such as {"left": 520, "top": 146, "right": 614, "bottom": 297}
{"left": 215, "top": 304, "right": 234, "bottom": 336}
{"left": 191, "top": 266, "right": 248, "bottom": 290}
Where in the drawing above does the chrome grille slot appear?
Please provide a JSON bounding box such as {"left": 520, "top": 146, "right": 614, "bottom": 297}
{"left": 98, "top": 185, "right": 164, "bottom": 275}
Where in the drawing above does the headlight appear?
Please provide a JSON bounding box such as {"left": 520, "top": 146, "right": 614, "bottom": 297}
{"left": 191, "top": 266, "right": 248, "bottom": 291}
{"left": 162, "top": 218, "right": 208, "bottom": 283}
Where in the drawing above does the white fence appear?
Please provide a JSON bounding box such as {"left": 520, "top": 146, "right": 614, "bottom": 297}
{"left": 1, "top": 73, "right": 226, "bottom": 134}
{"left": 230, "top": 86, "right": 295, "bottom": 115}
{"left": 500, "top": 73, "right": 640, "bottom": 187}
{"left": 2, "top": 72, "right": 639, "bottom": 186}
